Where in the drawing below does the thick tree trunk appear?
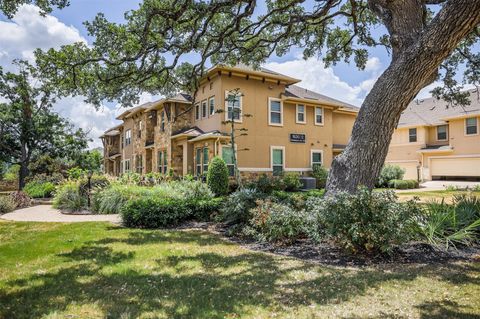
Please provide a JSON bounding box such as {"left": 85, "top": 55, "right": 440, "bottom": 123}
{"left": 327, "top": 0, "right": 480, "bottom": 194}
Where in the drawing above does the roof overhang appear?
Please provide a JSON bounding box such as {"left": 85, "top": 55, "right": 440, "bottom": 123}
{"left": 108, "top": 153, "right": 122, "bottom": 160}
{"left": 201, "top": 65, "right": 300, "bottom": 86}
{"left": 440, "top": 113, "right": 480, "bottom": 122}
{"left": 188, "top": 133, "right": 230, "bottom": 143}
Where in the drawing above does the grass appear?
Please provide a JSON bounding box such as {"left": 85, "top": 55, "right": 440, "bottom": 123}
{"left": 0, "top": 221, "right": 479, "bottom": 318}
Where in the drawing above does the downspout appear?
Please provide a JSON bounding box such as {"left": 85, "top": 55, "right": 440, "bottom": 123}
{"left": 215, "top": 137, "right": 220, "bottom": 156}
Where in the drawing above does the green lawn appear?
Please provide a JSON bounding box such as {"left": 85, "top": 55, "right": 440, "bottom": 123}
{"left": 0, "top": 221, "right": 479, "bottom": 318}
{"left": 395, "top": 190, "right": 480, "bottom": 203}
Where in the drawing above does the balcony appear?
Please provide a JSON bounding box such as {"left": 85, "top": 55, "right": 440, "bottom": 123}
{"left": 145, "top": 139, "right": 154, "bottom": 148}
{"left": 108, "top": 147, "right": 120, "bottom": 157}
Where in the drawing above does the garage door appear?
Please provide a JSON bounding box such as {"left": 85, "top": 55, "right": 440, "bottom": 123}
{"left": 386, "top": 161, "right": 419, "bottom": 180}
{"left": 430, "top": 157, "right": 480, "bottom": 177}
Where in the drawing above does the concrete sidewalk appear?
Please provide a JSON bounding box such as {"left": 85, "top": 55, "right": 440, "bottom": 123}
{"left": 1, "top": 205, "right": 121, "bottom": 223}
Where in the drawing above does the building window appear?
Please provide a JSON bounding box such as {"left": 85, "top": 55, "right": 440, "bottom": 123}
{"left": 296, "top": 104, "right": 306, "bottom": 124}
{"left": 137, "top": 121, "right": 142, "bottom": 139}
{"left": 195, "top": 103, "right": 200, "bottom": 120}
{"left": 315, "top": 107, "right": 323, "bottom": 125}
{"left": 466, "top": 117, "right": 478, "bottom": 135}
{"left": 437, "top": 125, "right": 448, "bottom": 141}
{"left": 311, "top": 150, "right": 323, "bottom": 167}
{"left": 222, "top": 146, "right": 235, "bottom": 176}
{"left": 124, "top": 159, "right": 130, "bottom": 173}
{"left": 125, "top": 129, "right": 131, "bottom": 145}
{"left": 196, "top": 148, "right": 202, "bottom": 176}
{"left": 210, "top": 82, "right": 213, "bottom": 90}
{"left": 135, "top": 155, "right": 143, "bottom": 174}
{"left": 268, "top": 98, "right": 282, "bottom": 125}
{"left": 226, "top": 92, "right": 241, "bottom": 121}
{"left": 158, "top": 150, "right": 168, "bottom": 174}
{"left": 209, "top": 97, "right": 215, "bottom": 116}
{"left": 271, "top": 147, "right": 284, "bottom": 176}
{"left": 160, "top": 111, "right": 165, "bottom": 132}
{"left": 121, "top": 136, "right": 124, "bottom": 149}
{"left": 203, "top": 148, "right": 209, "bottom": 172}
{"left": 409, "top": 128, "right": 417, "bottom": 142}
{"left": 202, "top": 100, "right": 207, "bottom": 118}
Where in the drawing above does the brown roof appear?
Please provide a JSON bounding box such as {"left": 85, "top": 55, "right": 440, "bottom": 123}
{"left": 284, "top": 85, "right": 359, "bottom": 110}
{"left": 398, "top": 88, "right": 480, "bottom": 127}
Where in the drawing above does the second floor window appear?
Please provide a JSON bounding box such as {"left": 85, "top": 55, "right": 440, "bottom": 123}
{"left": 269, "top": 98, "right": 282, "bottom": 125}
{"left": 195, "top": 103, "right": 200, "bottom": 120}
{"left": 125, "top": 129, "right": 131, "bottom": 145}
{"left": 466, "top": 117, "right": 478, "bottom": 135}
{"left": 137, "top": 121, "right": 142, "bottom": 138}
{"left": 437, "top": 125, "right": 448, "bottom": 141}
{"left": 160, "top": 111, "right": 165, "bottom": 132}
{"left": 296, "top": 104, "right": 306, "bottom": 124}
{"left": 226, "top": 93, "right": 241, "bottom": 121}
{"left": 202, "top": 100, "right": 207, "bottom": 118}
{"left": 409, "top": 128, "right": 417, "bottom": 142}
{"left": 209, "top": 97, "right": 215, "bottom": 116}
{"left": 315, "top": 107, "right": 323, "bottom": 125}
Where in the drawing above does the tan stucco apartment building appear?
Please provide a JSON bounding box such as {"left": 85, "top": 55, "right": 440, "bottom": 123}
{"left": 101, "top": 65, "right": 359, "bottom": 177}
{"left": 386, "top": 89, "right": 480, "bottom": 181}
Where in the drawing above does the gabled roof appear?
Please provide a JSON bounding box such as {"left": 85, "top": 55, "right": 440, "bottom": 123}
{"left": 284, "top": 85, "right": 359, "bottom": 111}
{"left": 171, "top": 126, "right": 204, "bottom": 139}
{"left": 116, "top": 102, "right": 152, "bottom": 120}
{"left": 398, "top": 88, "right": 480, "bottom": 128}
{"left": 145, "top": 93, "right": 192, "bottom": 112}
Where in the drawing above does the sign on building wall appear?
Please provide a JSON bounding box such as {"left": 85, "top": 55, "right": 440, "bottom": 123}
{"left": 289, "top": 133, "right": 306, "bottom": 143}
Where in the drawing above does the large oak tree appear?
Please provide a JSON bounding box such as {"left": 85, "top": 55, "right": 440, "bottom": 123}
{"left": 8, "top": 0, "right": 478, "bottom": 193}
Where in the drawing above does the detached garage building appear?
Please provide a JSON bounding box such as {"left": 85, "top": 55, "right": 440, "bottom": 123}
{"left": 386, "top": 89, "right": 480, "bottom": 181}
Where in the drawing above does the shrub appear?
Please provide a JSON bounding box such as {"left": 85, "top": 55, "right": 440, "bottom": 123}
{"left": 309, "top": 187, "right": 421, "bottom": 254}
{"left": 388, "top": 179, "right": 418, "bottom": 189}
{"left": 4, "top": 165, "right": 20, "bottom": 183}
{"left": 0, "top": 195, "right": 16, "bottom": 214}
{"left": 246, "top": 174, "right": 285, "bottom": 194}
{"left": 189, "top": 197, "right": 224, "bottom": 221}
{"left": 79, "top": 174, "right": 110, "bottom": 194}
{"left": 270, "top": 190, "right": 306, "bottom": 210}
{"left": 282, "top": 172, "right": 302, "bottom": 191}
{"left": 119, "top": 172, "right": 142, "bottom": 185}
{"left": 247, "top": 199, "right": 307, "bottom": 243}
{"left": 92, "top": 184, "right": 132, "bottom": 214}
{"left": 67, "top": 167, "right": 86, "bottom": 179}
{"left": 53, "top": 181, "right": 86, "bottom": 212}
{"left": 10, "top": 191, "right": 32, "bottom": 208}
{"left": 23, "top": 181, "right": 56, "bottom": 198}
{"left": 311, "top": 164, "right": 328, "bottom": 189}
{"left": 415, "top": 195, "right": 480, "bottom": 249}
{"left": 377, "top": 164, "right": 406, "bottom": 187}
{"left": 220, "top": 188, "right": 263, "bottom": 225}
{"left": 207, "top": 157, "right": 229, "bottom": 196}
{"left": 121, "top": 197, "right": 190, "bottom": 228}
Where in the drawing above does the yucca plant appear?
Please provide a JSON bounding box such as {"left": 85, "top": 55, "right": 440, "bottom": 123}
{"left": 417, "top": 195, "right": 480, "bottom": 249}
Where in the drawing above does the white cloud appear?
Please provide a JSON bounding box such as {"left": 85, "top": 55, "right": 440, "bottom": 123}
{"left": 264, "top": 56, "right": 382, "bottom": 106}
{"left": 0, "top": 4, "right": 85, "bottom": 67}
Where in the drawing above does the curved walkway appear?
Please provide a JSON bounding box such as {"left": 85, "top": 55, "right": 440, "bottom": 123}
{"left": 1, "top": 205, "right": 121, "bottom": 223}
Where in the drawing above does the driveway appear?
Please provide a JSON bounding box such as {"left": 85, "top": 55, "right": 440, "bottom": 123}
{"left": 419, "top": 180, "right": 480, "bottom": 190}
{"left": 1, "top": 205, "right": 121, "bottom": 223}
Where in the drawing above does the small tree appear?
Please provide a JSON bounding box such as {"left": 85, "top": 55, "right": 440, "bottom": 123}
{"left": 207, "top": 156, "right": 229, "bottom": 196}
{"left": 218, "top": 88, "right": 252, "bottom": 187}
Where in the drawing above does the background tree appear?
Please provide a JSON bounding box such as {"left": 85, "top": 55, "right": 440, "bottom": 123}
{"left": 0, "top": 0, "right": 69, "bottom": 18}
{"left": 0, "top": 61, "right": 89, "bottom": 189}
{"left": 31, "top": 0, "right": 480, "bottom": 193}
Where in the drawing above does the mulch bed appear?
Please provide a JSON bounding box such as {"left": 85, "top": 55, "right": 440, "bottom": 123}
{"left": 176, "top": 221, "right": 480, "bottom": 267}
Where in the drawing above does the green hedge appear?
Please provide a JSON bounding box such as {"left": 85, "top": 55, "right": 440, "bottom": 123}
{"left": 121, "top": 197, "right": 223, "bottom": 228}
{"left": 388, "top": 179, "right": 419, "bottom": 189}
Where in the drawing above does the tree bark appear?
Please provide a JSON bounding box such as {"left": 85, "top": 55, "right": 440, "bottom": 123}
{"left": 327, "top": 0, "right": 480, "bottom": 194}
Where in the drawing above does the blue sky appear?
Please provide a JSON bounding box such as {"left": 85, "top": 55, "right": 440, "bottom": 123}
{"left": 0, "top": 1, "right": 437, "bottom": 148}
